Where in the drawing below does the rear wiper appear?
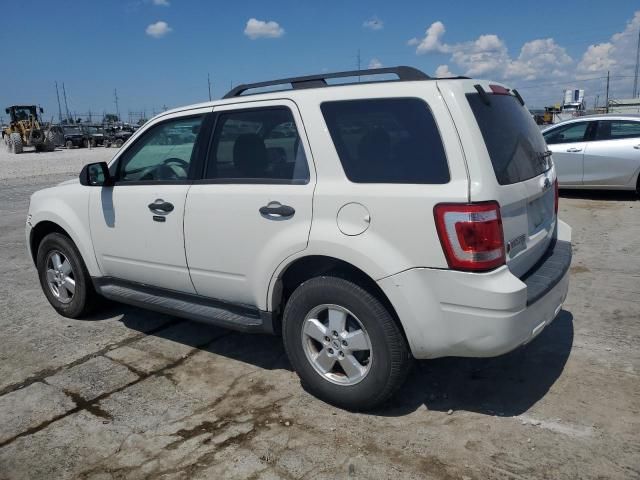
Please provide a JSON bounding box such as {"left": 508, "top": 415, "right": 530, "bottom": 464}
{"left": 474, "top": 84, "right": 491, "bottom": 106}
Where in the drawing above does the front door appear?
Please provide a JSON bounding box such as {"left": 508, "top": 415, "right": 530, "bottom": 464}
{"left": 184, "top": 100, "right": 315, "bottom": 308}
{"left": 544, "top": 121, "right": 592, "bottom": 185}
{"left": 89, "top": 111, "right": 208, "bottom": 293}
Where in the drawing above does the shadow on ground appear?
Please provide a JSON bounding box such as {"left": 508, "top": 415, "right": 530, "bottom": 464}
{"left": 560, "top": 189, "right": 637, "bottom": 201}
{"left": 88, "top": 303, "right": 573, "bottom": 417}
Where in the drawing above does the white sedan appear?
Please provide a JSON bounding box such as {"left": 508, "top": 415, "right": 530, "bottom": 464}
{"left": 542, "top": 114, "right": 640, "bottom": 195}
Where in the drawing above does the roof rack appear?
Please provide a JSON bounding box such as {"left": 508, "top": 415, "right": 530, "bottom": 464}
{"left": 223, "top": 66, "right": 431, "bottom": 99}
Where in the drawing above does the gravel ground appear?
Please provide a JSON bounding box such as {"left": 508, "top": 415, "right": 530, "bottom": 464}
{"left": 0, "top": 145, "right": 114, "bottom": 181}
{"left": 0, "top": 147, "right": 639, "bottom": 479}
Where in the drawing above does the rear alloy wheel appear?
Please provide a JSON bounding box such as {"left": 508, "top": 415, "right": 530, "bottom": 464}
{"left": 283, "top": 276, "right": 411, "bottom": 410}
{"left": 301, "top": 304, "right": 372, "bottom": 386}
{"left": 37, "top": 233, "right": 97, "bottom": 318}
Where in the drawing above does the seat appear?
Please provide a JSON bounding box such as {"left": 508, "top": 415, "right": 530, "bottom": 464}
{"left": 233, "top": 133, "right": 269, "bottom": 178}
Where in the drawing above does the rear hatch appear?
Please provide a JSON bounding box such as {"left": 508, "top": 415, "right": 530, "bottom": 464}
{"left": 441, "top": 80, "right": 556, "bottom": 277}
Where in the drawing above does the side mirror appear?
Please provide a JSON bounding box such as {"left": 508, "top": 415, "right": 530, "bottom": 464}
{"left": 4, "top": 108, "right": 9, "bottom": 114}
{"left": 39, "top": 107, "right": 44, "bottom": 114}
{"left": 79, "top": 162, "right": 113, "bottom": 186}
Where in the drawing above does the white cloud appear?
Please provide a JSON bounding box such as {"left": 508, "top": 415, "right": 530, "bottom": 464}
{"left": 408, "top": 21, "right": 448, "bottom": 54}
{"left": 434, "top": 65, "right": 455, "bottom": 77}
{"left": 244, "top": 18, "right": 284, "bottom": 39}
{"left": 368, "top": 58, "right": 383, "bottom": 69}
{"left": 152, "top": 0, "right": 170, "bottom": 6}
{"left": 408, "top": 11, "right": 640, "bottom": 106}
{"left": 450, "top": 34, "right": 510, "bottom": 77}
{"left": 409, "top": 22, "right": 572, "bottom": 80}
{"left": 145, "top": 21, "right": 172, "bottom": 38}
{"left": 505, "top": 38, "right": 573, "bottom": 80}
{"left": 578, "top": 11, "right": 639, "bottom": 77}
{"left": 578, "top": 43, "right": 616, "bottom": 74}
{"left": 363, "top": 17, "right": 383, "bottom": 30}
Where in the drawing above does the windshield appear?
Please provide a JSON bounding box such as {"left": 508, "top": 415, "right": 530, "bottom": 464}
{"left": 12, "top": 107, "right": 37, "bottom": 122}
{"left": 64, "top": 126, "right": 82, "bottom": 134}
{"left": 466, "top": 93, "right": 551, "bottom": 185}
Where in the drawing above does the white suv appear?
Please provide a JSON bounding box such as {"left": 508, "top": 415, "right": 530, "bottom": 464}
{"left": 27, "top": 67, "right": 572, "bottom": 410}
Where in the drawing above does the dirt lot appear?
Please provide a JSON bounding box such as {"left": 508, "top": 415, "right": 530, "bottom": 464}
{"left": 0, "top": 147, "right": 639, "bottom": 479}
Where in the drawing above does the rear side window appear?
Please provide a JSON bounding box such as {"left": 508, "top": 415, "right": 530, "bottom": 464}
{"left": 467, "top": 93, "right": 551, "bottom": 185}
{"left": 595, "top": 120, "right": 640, "bottom": 140}
{"left": 320, "top": 98, "right": 449, "bottom": 184}
{"left": 204, "top": 107, "right": 309, "bottom": 183}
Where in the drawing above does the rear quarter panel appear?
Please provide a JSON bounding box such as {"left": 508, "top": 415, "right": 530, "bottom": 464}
{"left": 266, "top": 82, "right": 470, "bottom": 306}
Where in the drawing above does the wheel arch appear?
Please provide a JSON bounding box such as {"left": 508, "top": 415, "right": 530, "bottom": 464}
{"left": 29, "top": 221, "right": 71, "bottom": 264}
{"left": 270, "top": 255, "right": 408, "bottom": 343}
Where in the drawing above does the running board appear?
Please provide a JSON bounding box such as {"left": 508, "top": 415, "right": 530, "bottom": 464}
{"left": 93, "top": 278, "right": 274, "bottom": 334}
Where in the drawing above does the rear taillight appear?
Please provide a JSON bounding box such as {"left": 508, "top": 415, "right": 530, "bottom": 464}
{"left": 554, "top": 179, "right": 559, "bottom": 215}
{"left": 434, "top": 202, "right": 505, "bottom": 271}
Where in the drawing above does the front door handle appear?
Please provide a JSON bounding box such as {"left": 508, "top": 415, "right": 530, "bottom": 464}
{"left": 566, "top": 147, "right": 582, "bottom": 152}
{"left": 148, "top": 199, "right": 174, "bottom": 213}
{"left": 259, "top": 201, "right": 295, "bottom": 219}
{"left": 634, "top": 144, "right": 640, "bottom": 150}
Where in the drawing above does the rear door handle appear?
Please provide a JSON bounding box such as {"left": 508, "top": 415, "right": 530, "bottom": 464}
{"left": 148, "top": 199, "right": 174, "bottom": 213}
{"left": 259, "top": 201, "right": 295, "bottom": 219}
{"left": 566, "top": 147, "right": 582, "bottom": 152}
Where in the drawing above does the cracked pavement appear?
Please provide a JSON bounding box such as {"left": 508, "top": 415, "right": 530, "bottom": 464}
{"left": 0, "top": 149, "right": 639, "bottom": 479}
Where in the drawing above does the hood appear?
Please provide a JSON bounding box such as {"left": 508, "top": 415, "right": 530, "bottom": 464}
{"left": 57, "top": 178, "right": 79, "bottom": 186}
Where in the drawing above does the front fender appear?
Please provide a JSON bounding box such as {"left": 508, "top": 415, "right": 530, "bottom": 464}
{"left": 28, "top": 185, "right": 101, "bottom": 277}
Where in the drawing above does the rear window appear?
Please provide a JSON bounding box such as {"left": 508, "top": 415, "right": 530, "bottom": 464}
{"left": 467, "top": 93, "right": 551, "bottom": 185}
{"left": 320, "top": 98, "right": 449, "bottom": 184}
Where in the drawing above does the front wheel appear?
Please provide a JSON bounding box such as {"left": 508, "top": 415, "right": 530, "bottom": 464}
{"left": 36, "top": 233, "right": 97, "bottom": 318}
{"left": 282, "top": 276, "right": 411, "bottom": 410}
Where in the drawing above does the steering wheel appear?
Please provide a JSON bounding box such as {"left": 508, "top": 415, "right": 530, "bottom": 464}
{"left": 163, "top": 157, "right": 189, "bottom": 169}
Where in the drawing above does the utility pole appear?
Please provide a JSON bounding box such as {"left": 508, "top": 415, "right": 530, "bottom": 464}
{"left": 55, "top": 82, "right": 63, "bottom": 123}
{"left": 113, "top": 89, "right": 120, "bottom": 122}
{"left": 605, "top": 71, "right": 610, "bottom": 113}
{"left": 207, "top": 73, "right": 212, "bottom": 101}
{"left": 62, "top": 83, "right": 71, "bottom": 123}
{"left": 633, "top": 28, "right": 640, "bottom": 98}
{"left": 594, "top": 95, "right": 599, "bottom": 110}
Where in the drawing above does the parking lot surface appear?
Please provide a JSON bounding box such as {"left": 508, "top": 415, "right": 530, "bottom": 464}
{"left": 0, "top": 148, "right": 639, "bottom": 479}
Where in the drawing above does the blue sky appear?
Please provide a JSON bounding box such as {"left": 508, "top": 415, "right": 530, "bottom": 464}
{"left": 1, "top": 0, "right": 638, "bottom": 121}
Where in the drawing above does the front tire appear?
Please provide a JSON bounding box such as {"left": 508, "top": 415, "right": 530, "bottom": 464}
{"left": 282, "top": 276, "right": 411, "bottom": 410}
{"left": 36, "top": 233, "right": 97, "bottom": 318}
{"left": 10, "top": 132, "right": 23, "bottom": 153}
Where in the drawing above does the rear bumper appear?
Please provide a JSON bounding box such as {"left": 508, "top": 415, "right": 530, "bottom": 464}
{"left": 378, "top": 220, "right": 572, "bottom": 359}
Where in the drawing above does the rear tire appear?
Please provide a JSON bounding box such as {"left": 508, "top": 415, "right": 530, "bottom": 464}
{"left": 282, "top": 276, "right": 411, "bottom": 410}
{"left": 65, "top": 140, "right": 73, "bottom": 149}
{"left": 36, "top": 233, "right": 97, "bottom": 318}
{"left": 114, "top": 138, "right": 123, "bottom": 148}
{"left": 10, "top": 133, "right": 23, "bottom": 153}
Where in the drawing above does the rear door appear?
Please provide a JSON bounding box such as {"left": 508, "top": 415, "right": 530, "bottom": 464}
{"left": 447, "top": 81, "right": 557, "bottom": 277}
{"left": 183, "top": 100, "right": 315, "bottom": 309}
{"left": 583, "top": 119, "right": 640, "bottom": 187}
{"left": 543, "top": 121, "right": 594, "bottom": 185}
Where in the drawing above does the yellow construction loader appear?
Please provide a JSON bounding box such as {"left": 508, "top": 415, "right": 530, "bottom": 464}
{"left": 2, "top": 105, "right": 55, "bottom": 153}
